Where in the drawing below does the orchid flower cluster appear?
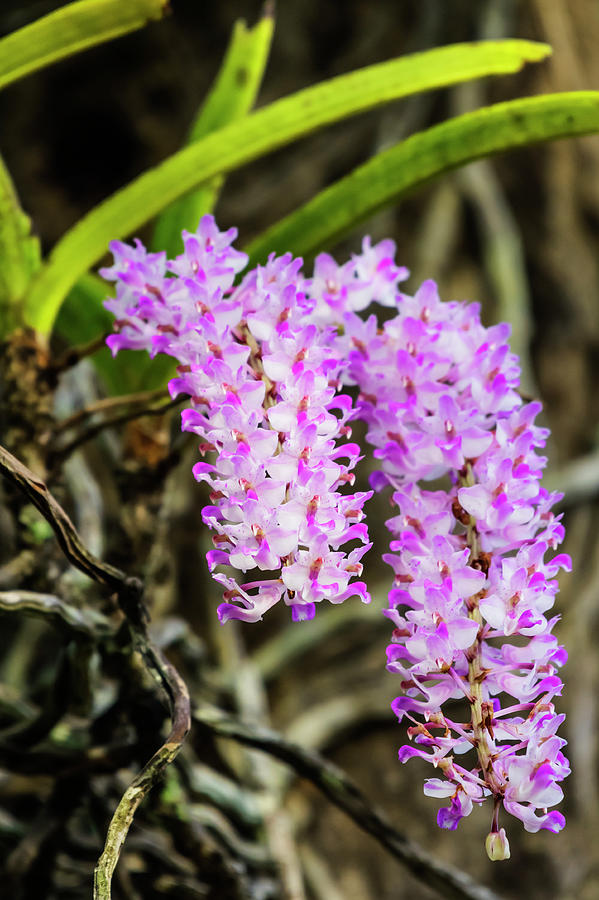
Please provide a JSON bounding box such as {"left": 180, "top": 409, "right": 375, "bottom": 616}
{"left": 343, "top": 279, "right": 570, "bottom": 858}
{"left": 102, "top": 215, "right": 569, "bottom": 859}
{"left": 101, "top": 217, "right": 392, "bottom": 623}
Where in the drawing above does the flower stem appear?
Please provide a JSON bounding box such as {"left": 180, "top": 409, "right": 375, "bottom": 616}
{"left": 461, "top": 463, "right": 499, "bottom": 795}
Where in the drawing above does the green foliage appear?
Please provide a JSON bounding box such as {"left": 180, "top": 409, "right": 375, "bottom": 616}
{"left": 19, "top": 505, "right": 53, "bottom": 544}
{"left": 0, "top": 0, "right": 165, "bottom": 340}
{"left": 56, "top": 11, "right": 274, "bottom": 387}
{"left": 22, "top": 39, "right": 551, "bottom": 336}
{"left": 0, "top": 155, "right": 41, "bottom": 334}
{"left": 1, "top": 3, "right": 596, "bottom": 403}
{"left": 0, "top": 0, "right": 167, "bottom": 92}
{"left": 152, "top": 13, "right": 275, "bottom": 258}
{"left": 246, "top": 92, "right": 599, "bottom": 265}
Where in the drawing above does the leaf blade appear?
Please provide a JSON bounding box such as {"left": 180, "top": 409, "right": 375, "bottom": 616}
{"left": 245, "top": 92, "right": 599, "bottom": 265}
{"left": 57, "top": 12, "right": 273, "bottom": 392}
{"left": 24, "top": 39, "right": 552, "bottom": 334}
{"left": 152, "top": 11, "right": 274, "bottom": 257}
{"left": 0, "top": 0, "right": 168, "bottom": 92}
{"left": 0, "top": 154, "right": 41, "bottom": 336}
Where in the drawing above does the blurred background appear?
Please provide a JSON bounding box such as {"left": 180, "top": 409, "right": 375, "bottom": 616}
{"left": 1, "top": 1, "right": 599, "bottom": 898}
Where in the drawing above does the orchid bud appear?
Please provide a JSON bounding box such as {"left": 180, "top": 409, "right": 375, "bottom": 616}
{"left": 486, "top": 829, "right": 511, "bottom": 861}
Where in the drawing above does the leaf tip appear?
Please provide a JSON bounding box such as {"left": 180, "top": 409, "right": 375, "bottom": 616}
{"left": 525, "top": 41, "right": 553, "bottom": 63}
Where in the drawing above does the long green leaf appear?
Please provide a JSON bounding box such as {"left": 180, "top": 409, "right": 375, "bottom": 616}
{"left": 0, "top": 154, "right": 41, "bottom": 336}
{"left": 153, "top": 12, "right": 274, "bottom": 257}
{"left": 24, "top": 39, "right": 551, "bottom": 335}
{"left": 57, "top": 13, "right": 273, "bottom": 393}
{"left": 0, "top": 0, "right": 167, "bottom": 92}
{"left": 245, "top": 91, "right": 599, "bottom": 266}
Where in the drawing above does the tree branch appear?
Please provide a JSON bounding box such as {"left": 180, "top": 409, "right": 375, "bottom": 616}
{"left": 193, "top": 707, "right": 503, "bottom": 900}
{"left": 93, "top": 645, "right": 190, "bottom": 900}
{"left": 0, "top": 443, "right": 146, "bottom": 624}
{"left": 0, "top": 442, "right": 191, "bottom": 898}
{"left": 49, "top": 394, "right": 183, "bottom": 467}
{"left": 49, "top": 332, "right": 111, "bottom": 373}
{"left": 0, "top": 589, "right": 116, "bottom": 638}
{"left": 52, "top": 388, "right": 168, "bottom": 434}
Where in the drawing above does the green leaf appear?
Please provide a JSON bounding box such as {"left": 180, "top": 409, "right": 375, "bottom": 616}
{"left": 153, "top": 12, "right": 274, "bottom": 257}
{"left": 24, "top": 39, "right": 551, "bottom": 335}
{"left": 0, "top": 0, "right": 168, "bottom": 92}
{"left": 0, "top": 154, "right": 41, "bottom": 336}
{"left": 57, "top": 13, "right": 273, "bottom": 393}
{"left": 55, "top": 273, "right": 174, "bottom": 394}
{"left": 245, "top": 91, "right": 599, "bottom": 265}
